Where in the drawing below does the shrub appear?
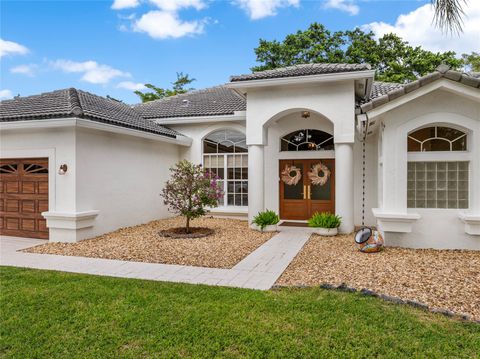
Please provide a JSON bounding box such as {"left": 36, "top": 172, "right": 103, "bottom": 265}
{"left": 307, "top": 212, "right": 342, "bottom": 228}
{"left": 161, "top": 160, "right": 223, "bottom": 233}
{"left": 252, "top": 210, "right": 280, "bottom": 230}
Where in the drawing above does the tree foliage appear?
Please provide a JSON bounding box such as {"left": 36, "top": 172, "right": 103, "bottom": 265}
{"left": 252, "top": 23, "right": 466, "bottom": 83}
{"left": 134, "top": 72, "right": 195, "bottom": 103}
{"left": 461, "top": 52, "right": 480, "bottom": 72}
{"left": 161, "top": 160, "right": 223, "bottom": 233}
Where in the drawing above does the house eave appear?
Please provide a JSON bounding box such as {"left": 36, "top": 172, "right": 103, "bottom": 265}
{"left": 226, "top": 70, "right": 375, "bottom": 90}
{"left": 153, "top": 111, "right": 246, "bottom": 125}
{"left": 0, "top": 117, "right": 193, "bottom": 146}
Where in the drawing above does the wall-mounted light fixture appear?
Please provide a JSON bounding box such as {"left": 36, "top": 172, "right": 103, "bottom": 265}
{"left": 301, "top": 111, "right": 311, "bottom": 119}
{"left": 58, "top": 164, "right": 68, "bottom": 175}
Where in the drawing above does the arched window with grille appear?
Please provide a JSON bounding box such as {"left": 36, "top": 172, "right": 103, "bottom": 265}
{"left": 281, "top": 129, "right": 334, "bottom": 151}
{"left": 407, "top": 125, "right": 468, "bottom": 209}
{"left": 203, "top": 129, "right": 248, "bottom": 207}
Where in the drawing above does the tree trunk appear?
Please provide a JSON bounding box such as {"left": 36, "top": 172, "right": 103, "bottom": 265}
{"left": 186, "top": 216, "right": 190, "bottom": 234}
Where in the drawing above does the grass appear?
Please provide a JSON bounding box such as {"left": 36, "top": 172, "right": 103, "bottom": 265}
{"left": 1, "top": 266, "right": 479, "bottom": 358}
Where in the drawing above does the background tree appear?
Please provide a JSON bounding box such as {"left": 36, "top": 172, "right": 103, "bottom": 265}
{"left": 161, "top": 160, "right": 223, "bottom": 234}
{"left": 252, "top": 23, "right": 463, "bottom": 83}
{"left": 461, "top": 52, "right": 480, "bottom": 72}
{"left": 134, "top": 72, "right": 195, "bottom": 103}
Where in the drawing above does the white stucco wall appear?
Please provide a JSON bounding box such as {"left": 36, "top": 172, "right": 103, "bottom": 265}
{"left": 373, "top": 85, "right": 480, "bottom": 250}
{"left": 1, "top": 121, "right": 183, "bottom": 242}
{"left": 169, "top": 121, "right": 246, "bottom": 164}
{"left": 0, "top": 125, "right": 76, "bottom": 215}
{"left": 74, "top": 127, "right": 181, "bottom": 240}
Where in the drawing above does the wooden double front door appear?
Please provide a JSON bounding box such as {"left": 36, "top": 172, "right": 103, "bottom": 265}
{"left": 279, "top": 159, "right": 335, "bottom": 220}
{"left": 0, "top": 158, "right": 49, "bottom": 239}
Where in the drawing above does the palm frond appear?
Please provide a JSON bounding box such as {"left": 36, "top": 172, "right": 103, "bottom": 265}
{"left": 431, "top": 0, "right": 466, "bottom": 34}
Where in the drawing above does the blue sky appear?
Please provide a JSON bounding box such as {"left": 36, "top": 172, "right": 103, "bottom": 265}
{"left": 1, "top": 0, "right": 478, "bottom": 104}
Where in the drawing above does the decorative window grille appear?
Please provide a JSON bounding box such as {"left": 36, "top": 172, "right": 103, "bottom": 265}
{"left": 281, "top": 129, "right": 334, "bottom": 151}
{"left": 203, "top": 130, "right": 248, "bottom": 207}
{"left": 408, "top": 126, "right": 467, "bottom": 152}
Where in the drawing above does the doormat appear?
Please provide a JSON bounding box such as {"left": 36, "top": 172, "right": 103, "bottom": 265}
{"left": 279, "top": 221, "right": 309, "bottom": 227}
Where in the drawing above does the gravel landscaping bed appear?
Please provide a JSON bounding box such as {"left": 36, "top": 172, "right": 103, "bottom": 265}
{"left": 277, "top": 234, "right": 480, "bottom": 321}
{"left": 24, "top": 217, "right": 275, "bottom": 268}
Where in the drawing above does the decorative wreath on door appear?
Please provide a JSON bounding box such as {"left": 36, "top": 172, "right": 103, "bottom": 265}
{"left": 281, "top": 164, "right": 302, "bottom": 186}
{"left": 308, "top": 162, "right": 330, "bottom": 186}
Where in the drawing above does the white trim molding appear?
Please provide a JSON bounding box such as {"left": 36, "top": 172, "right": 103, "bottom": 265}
{"left": 226, "top": 70, "right": 375, "bottom": 90}
{"left": 458, "top": 212, "right": 480, "bottom": 235}
{"left": 372, "top": 208, "right": 421, "bottom": 233}
{"left": 154, "top": 111, "right": 246, "bottom": 125}
{"left": 42, "top": 210, "right": 100, "bottom": 230}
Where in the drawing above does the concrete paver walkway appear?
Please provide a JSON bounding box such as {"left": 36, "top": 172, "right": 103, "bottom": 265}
{"left": 0, "top": 228, "right": 311, "bottom": 290}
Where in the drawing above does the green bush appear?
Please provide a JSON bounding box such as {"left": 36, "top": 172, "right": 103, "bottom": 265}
{"left": 307, "top": 212, "right": 341, "bottom": 228}
{"left": 252, "top": 210, "right": 280, "bottom": 230}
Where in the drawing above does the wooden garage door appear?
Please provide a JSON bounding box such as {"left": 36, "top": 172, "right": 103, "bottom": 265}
{"left": 0, "top": 158, "right": 49, "bottom": 239}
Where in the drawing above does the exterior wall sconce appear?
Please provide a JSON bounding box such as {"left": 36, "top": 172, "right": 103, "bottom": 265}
{"left": 58, "top": 164, "right": 68, "bottom": 175}
{"left": 301, "top": 111, "right": 311, "bottom": 119}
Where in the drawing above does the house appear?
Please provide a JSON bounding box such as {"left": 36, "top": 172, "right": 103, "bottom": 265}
{"left": 1, "top": 64, "right": 479, "bottom": 250}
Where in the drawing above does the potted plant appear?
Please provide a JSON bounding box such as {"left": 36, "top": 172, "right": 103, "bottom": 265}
{"left": 252, "top": 210, "right": 280, "bottom": 232}
{"left": 307, "top": 212, "right": 341, "bottom": 236}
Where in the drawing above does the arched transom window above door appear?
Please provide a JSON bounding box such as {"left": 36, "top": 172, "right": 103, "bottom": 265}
{"left": 203, "top": 129, "right": 248, "bottom": 207}
{"left": 281, "top": 129, "right": 334, "bottom": 151}
{"left": 408, "top": 126, "right": 467, "bottom": 152}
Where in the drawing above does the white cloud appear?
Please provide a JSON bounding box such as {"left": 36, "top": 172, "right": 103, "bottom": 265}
{"left": 363, "top": 2, "right": 480, "bottom": 54}
{"left": 0, "top": 89, "right": 13, "bottom": 99}
{"left": 323, "top": 0, "right": 359, "bottom": 16}
{"left": 112, "top": 0, "right": 140, "bottom": 10}
{"left": 117, "top": 81, "right": 146, "bottom": 90}
{"left": 149, "top": 0, "right": 206, "bottom": 12}
{"left": 134, "top": 10, "right": 205, "bottom": 39}
{"left": 50, "top": 59, "right": 130, "bottom": 84}
{"left": 10, "top": 64, "right": 38, "bottom": 76}
{"left": 0, "top": 39, "right": 28, "bottom": 58}
{"left": 233, "top": 0, "right": 299, "bottom": 20}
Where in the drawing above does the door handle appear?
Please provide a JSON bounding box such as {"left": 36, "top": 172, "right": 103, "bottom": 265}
{"left": 307, "top": 185, "right": 311, "bottom": 199}
{"left": 303, "top": 185, "right": 306, "bottom": 200}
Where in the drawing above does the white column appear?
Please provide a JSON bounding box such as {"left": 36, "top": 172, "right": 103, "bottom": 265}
{"left": 248, "top": 145, "right": 264, "bottom": 225}
{"left": 335, "top": 142, "right": 354, "bottom": 233}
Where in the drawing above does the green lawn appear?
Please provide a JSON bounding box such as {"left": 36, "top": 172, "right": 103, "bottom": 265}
{"left": 1, "top": 266, "right": 479, "bottom": 358}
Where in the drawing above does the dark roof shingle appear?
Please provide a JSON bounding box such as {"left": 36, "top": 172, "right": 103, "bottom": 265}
{"left": 360, "top": 66, "right": 480, "bottom": 113}
{"left": 134, "top": 86, "right": 246, "bottom": 119}
{"left": 0, "top": 88, "right": 180, "bottom": 138}
{"left": 230, "top": 63, "right": 372, "bottom": 82}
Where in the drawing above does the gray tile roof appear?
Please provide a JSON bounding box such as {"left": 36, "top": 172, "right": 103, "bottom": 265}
{"left": 134, "top": 86, "right": 246, "bottom": 119}
{"left": 0, "top": 88, "right": 180, "bottom": 138}
{"left": 230, "top": 63, "right": 372, "bottom": 82}
{"left": 360, "top": 65, "right": 480, "bottom": 114}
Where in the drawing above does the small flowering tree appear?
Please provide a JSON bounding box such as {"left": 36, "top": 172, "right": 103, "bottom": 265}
{"left": 161, "top": 160, "right": 223, "bottom": 233}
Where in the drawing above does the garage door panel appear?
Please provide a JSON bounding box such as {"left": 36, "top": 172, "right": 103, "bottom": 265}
{"left": 0, "top": 158, "right": 49, "bottom": 239}
{"left": 6, "top": 199, "right": 19, "bottom": 212}
{"left": 38, "top": 182, "right": 48, "bottom": 194}
{"left": 21, "top": 200, "right": 35, "bottom": 213}
{"left": 6, "top": 218, "right": 19, "bottom": 230}
{"left": 21, "top": 181, "right": 36, "bottom": 194}
{"left": 38, "top": 200, "right": 48, "bottom": 213}
{"left": 6, "top": 181, "right": 19, "bottom": 193}
{"left": 21, "top": 218, "right": 35, "bottom": 231}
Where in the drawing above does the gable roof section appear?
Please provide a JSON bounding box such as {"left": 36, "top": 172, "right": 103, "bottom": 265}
{"left": 230, "top": 63, "right": 372, "bottom": 82}
{"left": 133, "top": 86, "right": 246, "bottom": 119}
{"left": 0, "top": 88, "right": 180, "bottom": 138}
{"left": 360, "top": 66, "right": 480, "bottom": 114}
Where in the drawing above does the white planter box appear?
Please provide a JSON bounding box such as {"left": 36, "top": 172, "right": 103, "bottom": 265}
{"left": 262, "top": 224, "right": 278, "bottom": 232}
{"left": 251, "top": 224, "right": 278, "bottom": 232}
{"left": 313, "top": 227, "right": 338, "bottom": 236}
